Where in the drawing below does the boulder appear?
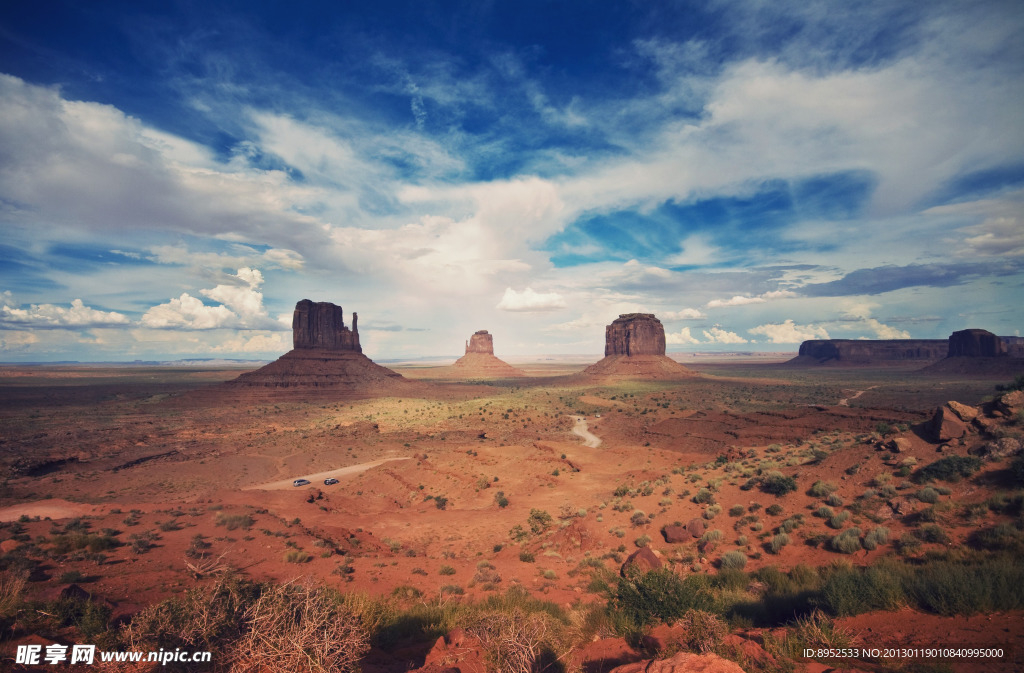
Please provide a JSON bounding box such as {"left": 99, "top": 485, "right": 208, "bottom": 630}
{"left": 605, "top": 313, "right": 667, "bottom": 356}
{"left": 621, "top": 547, "right": 664, "bottom": 576}
{"left": 946, "top": 401, "right": 979, "bottom": 422}
{"left": 662, "top": 525, "right": 690, "bottom": 544}
{"left": 996, "top": 390, "right": 1024, "bottom": 416}
{"left": 292, "top": 299, "right": 360, "bottom": 351}
{"left": 948, "top": 329, "right": 1006, "bottom": 357}
{"left": 888, "top": 437, "right": 912, "bottom": 453}
{"left": 608, "top": 652, "right": 745, "bottom": 673}
{"left": 927, "top": 405, "right": 968, "bottom": 442}
{"left": 973, "top": 437, "right": 1023, "bottom": 460}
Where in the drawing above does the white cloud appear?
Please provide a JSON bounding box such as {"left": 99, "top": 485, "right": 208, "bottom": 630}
{"left": 666, "top": 327, "right": 701, "bottom": 345}
{"left": 211, "top": 332, "right": 288, "bottom": 353}
{"left": 661, "top": 308, "right": 706, "bottom": 320}
{"left": 496, "top": 287, "right": 567, "bottom": 312}
{"left": 141, "top": 268, "right": 281, "bottom": 330}
{"left": 749, "top": 319, "right": 829, "bottom": 343}
{"left": 0, "top": 331, "right": 39, "bottom": 351}
{"left": 0, "top": 296, "right": 130, "bottom": 329}
{"left": 703, "top": 325, "right": 749, "bottom": 344}
{"left": 707, "top": 295, "right": 765, "bottom": 308}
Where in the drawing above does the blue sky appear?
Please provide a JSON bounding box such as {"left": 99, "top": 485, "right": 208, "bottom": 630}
{"left": 1, "top": 0, "right": 1022, "bottom": 360}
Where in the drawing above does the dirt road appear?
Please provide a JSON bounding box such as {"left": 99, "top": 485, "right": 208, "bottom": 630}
{"left": 571, "top": 415, "right": 602, "bottom": 448}
{"left": 246, "top": 456, "right": 412, "bottom": 491}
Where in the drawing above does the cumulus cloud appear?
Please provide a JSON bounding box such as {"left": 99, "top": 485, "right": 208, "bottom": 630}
{"left": 140, "top": 268, "right": 282, "bottom": 330}
{"left": 749, "top": 319, "right": 830, "bottom": 343}
{"left": 496, "top": 287, "right": 567, "bottom": 312}
{"left": 703, "top": 325, "right": 749, "bottom": 344}
{"left": 666, "top": 327, "right": 701, "bottom": 345}
{"left": 0, "top": 293, "right": 130, "bottom": 329}
{"left": 706, "top": 290, "right": 794, "bottom": 308}
{"left": 210, "top": 332, "right": 288, "bottom": 353}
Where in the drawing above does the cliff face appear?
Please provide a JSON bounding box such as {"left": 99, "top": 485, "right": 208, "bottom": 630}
{"left": 948, "top": 329, "right": 1006, "bottom": 357}
{"left": 465, "top": 330, "right": 494, "bottom": 355}
{"left": 797, "top": 339, "right": 947, "bottom": 362}
{"left": 605, "top": 314, "right": 667, "bottom": 356}
{"left": 292, "top": 299, "right": 360, "bottom": 352}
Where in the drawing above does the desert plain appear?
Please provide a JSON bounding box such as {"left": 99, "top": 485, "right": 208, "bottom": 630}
{"left": 1, "top": 353, "right": 1023, "bottom": 672}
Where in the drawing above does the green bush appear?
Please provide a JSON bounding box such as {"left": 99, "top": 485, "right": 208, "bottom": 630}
{"left": 729, "top": 505, "right": 745, "bottom": 517}
{"left": 720, "top": 551, "right": 747, "bottom": 570}
{"left": 862, "top": 527, "right": 889, "bottom": 551}
{"left": 518, "top": 550, "right": 535, "bottom": 563}
{"left": 822, "top": 561, "right": 908, "bottom": 616}
{"left": 913, "top": 456, "right": 982, "bottom": 484}
{"left": 608, "top": 568, "right": 713, "bottom": 633}
{"left": 808, "top": 481, "right": 838, "bottom": 498}
{"left": 915, "top": 524, "right": 949, "bottom": 544}
{"left": 439, "top": 565, "right": 456, "bottom": 575}
{"left": 829, "top": 528, "right": 862, "bottom": 554}
{"left": 917, "top": 487, "right": 940, "bottom": 503}
{"left": 692, "top": 488, "right": 715, "bottom": 504}
{"left": 826, "top": 511, "right": 850, "bottom": 529}
{"left": 760, "top": 474, "right": 797, "bottom": 496}
{"left": 909, "top": 557, "right": 1024, "bottom": 615}
{"left": 769, "top": 533, "right": 790, "bottom": 554}
{"left": 765, "top": 504, "right": 783, "bottom": 516}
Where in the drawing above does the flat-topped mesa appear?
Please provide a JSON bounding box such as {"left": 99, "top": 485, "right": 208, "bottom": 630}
{"left": 465, "top": 330, "right": 494, "bottom": 355}
{"left": 798, "top": 339, "right": 947, "bottom": 362}
{"left": 605, "top": 313, "right": 666, "bottom": 356}
{"left": 292, "top": 299, "right": 360, "bottom": 352}
{"left": 948, "top": 329, "right": 1006, "bottom": 357}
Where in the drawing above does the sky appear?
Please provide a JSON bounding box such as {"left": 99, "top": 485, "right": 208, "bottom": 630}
{"left": 1, "top": 0, "right": 1022, "bottom": 361}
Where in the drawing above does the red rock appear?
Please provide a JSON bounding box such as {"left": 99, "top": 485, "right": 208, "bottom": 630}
{"left": 605, "top": 313, "right": 667, "bottom": 356}
{"left": 927, "top": 405, "right": 967, "bottom": 442}
{"left": 946, "top": 401, "right": 979, "bottom": 422}
{"left": 796, "top": 339, "right": 947, "bottom": 363}
{"left": 686, "top": 517, "right": 708, "bottom": 539}
{"left": 662, "top": 525, "right": 690, "bottom": 543}
{"left": 607, "top": 652, "right": 745, "bottom": 673}
{"left": 948, "top": 329, "right": 1007, "bottom": 357}
{"left": 464, "top": 330, "right": 494, "bottom": 355}
{"left": 621, "top": 547, "right": 663, "bottom": 575}
{"left": 292, "top": 299, "right": 360, "bottom": 351}
{"left": 996, "top": 390, "right": 1024, "bottom": 415}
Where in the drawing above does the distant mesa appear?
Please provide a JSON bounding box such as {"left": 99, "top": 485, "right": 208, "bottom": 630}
{"left": 582, "top": 314, "right": 695, "bottom": 379}
{"left": 451, "top": 330, "right": 526, "bottom": 378}
{"left": 792, "top": 328, "right": 1024, "bottom": 374}
{"left": 226, "top": 299, "right": 414, "bottom": 398}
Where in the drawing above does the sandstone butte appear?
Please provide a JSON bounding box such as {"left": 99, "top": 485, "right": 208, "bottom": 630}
{"left": 581, "top": 313, "right": 695, "bottom": 379}
{"left": 450, "top": 330, "right": 526, "bottom": 378}
{"left": 225, "top": 299, "right": 415, "bottom": 398}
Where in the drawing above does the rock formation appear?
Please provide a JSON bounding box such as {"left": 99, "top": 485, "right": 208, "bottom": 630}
{"left": 605, "top": 313, "right": 667, "bottom": 356}
{"left": 292, "top": 299, "right": 360, "bottom": 351}
{"left": 226, "top": 299, "right": 416, "bottom": 398}
{"left": 581, "top": 314, "right": 694, "bottom": 379}
{"left": 795, "top": 339, "right": 947, "bottom": 363}
{"left": 464, "top": 330, "right": 493, "bottom": 355}
{"left": 948, "top": 329, "right": 1006, "bottom": 357}
{"left": 450, "top": 330, "right": 525, "bottom": 378}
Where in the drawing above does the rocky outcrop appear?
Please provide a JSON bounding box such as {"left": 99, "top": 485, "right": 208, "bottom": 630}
{"left": 464, "top": 330, "right": 494, "bottom": 355}
{"left": 621, "top": 547, "right": 663, "bottom": 576}
{"left": 608, "top": 652, "right": 745, "bottom": 673}
{"left": 292, "top": 299, "right": 360, "bottom": 352}
{"left": 605, "top": 313, "right": 667, "bottom": 356}
{"left": 449, "top": 331, "right": 525, "bottom": 378}
{"left": 948, "top": 329, "right": 1006, "bottom": 357}
{"left": 796, "top": 339, "right": 947, "bottom": 363}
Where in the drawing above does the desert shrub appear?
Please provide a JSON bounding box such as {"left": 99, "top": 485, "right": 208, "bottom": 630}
{"left": 814, "top": 506, "right": 833, "bottom": 519}
{"left": 917, "top": 487, "right": 940, "bottom": 503}
{"left": 214, "top": 513, "right": 254, "bottom": 531}
{"left": 895, "top": 534, "right": 922, "bottom": 556}
{"left": 467, "top": 601, "right": 572, "bottom": 673}
{"left": 773, "top": 609, "right": 853, "bottom": 658}
{"left": 915, "top": 524, "right": 950, "bottom": 544}
{"left": 439, "top": 565, "right": 456, "bottom": 576}
{"left": 765, "top": 504, "right": 783, "bottom": 516}
{"left": 0, "top": 569, "right": 27, "bottom": 619}
{"left": 608, "top": 568, "right": 714, "bottom": 634}
{"left": 698, "top": 529, "right": 723, "bottom": 553}
{"left": 825, "top": 493, "right": 844, "bottom": 507}
{"left": 969, "top": 523, "right": 1024, "bottom": 553}
{"left": 1010, "top": 456, "right": 1024, "bottom": 486}
{"left": 518, "top": 550, "right": 535, "bottom": 563}
{"left": 862, "top": 527, "right": 890, "bottom": 550}
{"left": 703, "top": 504, "right": 722, "bottom": 520}
{"left": 779, "top": 517, "right": 801, "bottom": 533}
{"left": 527, "top": 509, "right": 553, "bottom": 534}
{"left": 634, "top": 535, "right": 651, "bottom": 548}
{"left": 908, "top": 557, "right": 1024, "bottom": 615}
{"left": 494, "top": 491, "right": 509, "bottom": 508}
{"left": 829, "top": 528, "right": 862, "bottom": 554}
{"left": 826, "top": 511, "right": 850, "bottom": 529}
{"left": 913, "top": 456, "right": 982, "bottom": 484}
{"left": 630, "top": 511, "right": 648, "bottom": 527}
{"left": 821, "top": 561, "right": 908, "bottom": 616}
{"left": 679, "top": 609, "right": 727, "bottom": 653}
{"left": 808, "top": 481, "right": 838, "bottom": 498}
{"left": 692, "top": 488, "right": 715, "bottom": 504}
{"left": 720, "top": 550, "right": 747, "bottom": 570}
{"left": 728, "top": 505, "right": 745, "bottom": 517}
{"left": 760, "top": 474, "right": 797, "bottom": 496}
{"left": 283, "top": 550, "right": 311, "bottom": 563}
{"left": 769, "top": 533, "right": 790, "bottom": 554}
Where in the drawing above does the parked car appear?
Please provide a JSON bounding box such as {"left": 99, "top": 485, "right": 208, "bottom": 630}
{"left": 324, "top": 478, "right": 339, "bottom": 485}
{"left": 293, "top": 479, "right": 311, "bottom": 487}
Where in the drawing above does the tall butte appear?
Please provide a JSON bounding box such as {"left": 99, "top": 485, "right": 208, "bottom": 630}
{"left": 581, "top": 313, "right": 694, "bottom": 379}
{"left": 227, "top": 299, "right": 411, "bottom": 398}
{"left": 450, "top": 330, "right": 525, "bottom": 378}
